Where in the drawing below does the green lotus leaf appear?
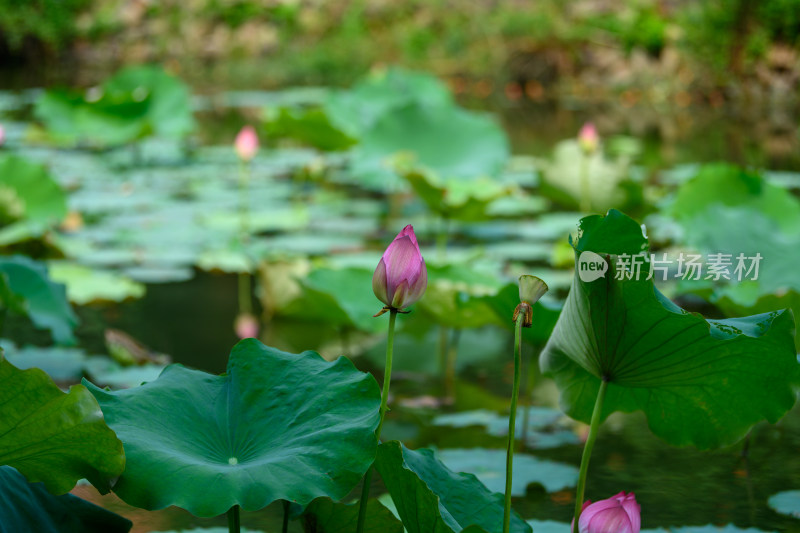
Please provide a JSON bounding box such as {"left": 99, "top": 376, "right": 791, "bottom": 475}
{"left": 0, "top": 256, "right": 79, "bottom": 345}
{"left": 673, "top": 205, "right": 800, "bottom": 350}
{"left": 325, "top": 67, "right": 453, "bottom": 138}
{"left": 34, "top": 65, "right": 194, "bottom": 147}
{"left": 0, "top": 358, "right": 125, "bottom": 494}
{"left": 374, "top": 441, "right": 531, "bottom": 533}
{"left": 0, "top": 466, "right": 131, "bottom": 532}
{"left": 84, "top": 339, "right": 381, "bottom": 517}
{"left": 280, "top": 267, "right": 385, "bottom": 332}
{"left": 668, "top": 163, "right": 800, "bottom": 235}
{"left": 102, "top": 65, "right": 195, "bottom": 139}
{"left": 417, "top": 263, "right": 505, "bottom": 329}
{"left": 0, "top": 155, "right": 67, "bottom": 244}
{"left": 300, "top": 497, "right": 404, "bottom": 533}
{"left": 355, "top": 102, "right": 508, "bottom": 180}
{"left": 540, "top": 210, "right": 799, "bottom": 449}
{"left": 264, "top": 106, "right": 357, "bottom": 151}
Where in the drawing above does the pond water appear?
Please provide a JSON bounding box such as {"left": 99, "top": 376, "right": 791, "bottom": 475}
{"left": 3, "top": 71, "right": 800, "bottom": 533}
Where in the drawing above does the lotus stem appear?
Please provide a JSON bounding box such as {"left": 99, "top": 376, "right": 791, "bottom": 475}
{"left": 503, "top": 312, "right": 526, "bottom": 533}
{"left": 520, "top": 349, "right": 532, "bottom": 452}
{"left": 356, "top": 308, "right": 398, "bottom": 533}
{"left": 579, "top": 154, "right": 591, "bottom": 213}
{"left": 227, "top": 504, "right": 240, "bottom": 533}
{"left": 445, "top": 328, "right": 461, "bottom": 401}
{"left": 436, "top": 216, "right": 449, "bottom": 261}
{"left": 282, "top": 500, "right": 290, "bottom": 533}
{"left": 572, "top": 379, "right": 609, "bottom": 533}
{"left": 238, "top": 160, "right": 252, "bottom": 314}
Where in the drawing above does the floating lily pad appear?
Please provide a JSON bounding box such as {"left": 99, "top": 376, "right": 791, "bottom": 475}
{"left": 435, "top": 448, "right": 578, "bottom": 495}
{"left": 0, "top": 341, "right": 88, "bottom": 382}
{"left": 374, "top": 441, "right": 531, "bottom": 533}
{"left": 0, "top": 466, "right": 132, "bottom": 533}
{"left": 768, "top": 489, "right": 800, "bottom": 518}
{"left": 48, "top": 262, "right": 146, "bottom": 304}
{"left": 84, "top": 339, "right": 381, "bottom": 517}
{"left": 83, "top": 358, "right": 166, "bottom": 389}
{"left": 526, "top": 520, "right": 572, "bottom": 533}
{"left": 0, "top": 357, "right": 125, "bottom": 494}
{"left": 541, "top": 210, "right": 799, "bottom": 449}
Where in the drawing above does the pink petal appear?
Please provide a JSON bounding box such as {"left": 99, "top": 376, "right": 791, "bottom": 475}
{"left": 401, "top": 258, "right": 427, "bottom": 307}
{"left": 372, "top": 258, "right": 390, "bottom": 306}
{"left": 391, "top": 279, "right": 411, "bottom": 308}
{"left": 235, "top": 125, "right": 259, "bottom": 161}
{"left": 384, "top": 236, "right": 422, "bottom": 297}
{"left": 586, "top": 507, "right": 634, "bottom": 533}
{"left": 397, "top": 224, "right": 419, "bottom": 246}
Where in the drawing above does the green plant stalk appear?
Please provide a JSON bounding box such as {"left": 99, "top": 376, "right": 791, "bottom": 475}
{"left": 519, "top": 350, "right": 533, "bottom": 452}
{"left": 282, "top": 499, "right": 290, "bottom": 533}
{"left": 572, "top": 379, "right": 609, "bottom": 533}
{"left": 227, "top": 504, "right": 240, "bottom": 533}
{"left": 579, "top": 154, "right": 590, "bottom": 213}
{"left": 356, "top": 308, "right": 398, "bottom": 533}
{"left": 503, "top": 313, "right": 525, "bottom": 533}
{"left": 238, "top": 161, "right": 252, "bottom": 315}
{"left": 436, "top": 216, "right": 449, "bottom": 262}
{"left": 445, "top": 327, "right": 461, "bottom": 400}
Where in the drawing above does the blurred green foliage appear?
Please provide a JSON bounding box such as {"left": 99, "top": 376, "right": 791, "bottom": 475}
{"left": 0, "top": 0, "right": 91, "bottom": 50}
{"left": 4, "top": 0, "right": 800, "bottom": 87}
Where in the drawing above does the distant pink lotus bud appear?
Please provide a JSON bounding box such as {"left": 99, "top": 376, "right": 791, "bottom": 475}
{"left": 234, "top": 313, "right": 259, "bottom": 339}
{"left": 0, "top": 124, "right": 5, "bottom": 147}
{"left": 578, "top": 122, "right": 599, "bottom": 154}
{"left": 235, "top": 125, "right": 259, "bottom": 161}
{"left": 576, "top": 492, "right": 641, "bottom": 533}
{"left": 372, "top": 225, "right": 427, "bottom": 313}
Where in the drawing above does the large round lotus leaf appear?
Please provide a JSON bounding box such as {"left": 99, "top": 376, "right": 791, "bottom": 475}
{"left": 352, "top": 102, "right": 509, "bottom": 183}
{"left": 84, "top": 339, "right": 381, "bottom": 517}
{"left": 540, "top": 210, "right": 799, "bottom": 449}
{"left": 0, "top": 358, "right": 125, "bottom": 495}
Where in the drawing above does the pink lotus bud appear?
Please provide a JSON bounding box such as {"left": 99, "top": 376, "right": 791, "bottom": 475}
{"left": 372, "top": 225, "right": 427, "bottom": 312}
{"left": 578, "top": 122, "right": 599, "bottom": 154}
{"left": 577, "top": 492, "right": 641, "bottom": 533}
{"left": 235, "top": 125, "right": 259, "bottom": 161}
{"left": 234, "top": 313, "right": 259, "bottom": 339}
{"left": 0, "top": 124, "right": 5, "bottom": 147}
